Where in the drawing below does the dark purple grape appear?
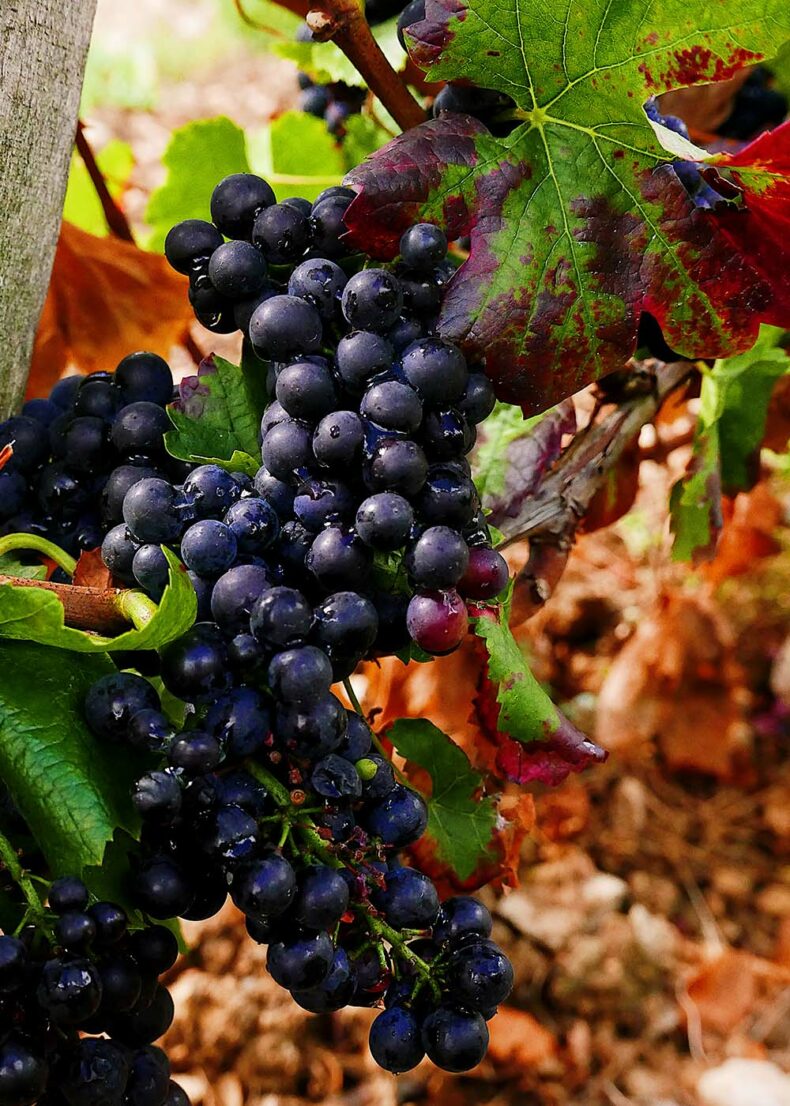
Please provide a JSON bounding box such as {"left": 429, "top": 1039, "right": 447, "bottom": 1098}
{"left": 165, "top": 219, "right": 224, "bottom": 274}
{"left": 366, "top": 438, "right": 428, "bottom": 496}
{"left": 224, "top": 496, "right": 279, "bottom": 553}
{"left": 360, "top": 380, "right": 423, "bottom": 433}
{"left": 276, "top": 359, "right": 338, "bottom": 421}
{"left": 421, "top": 1005, "right": 489, "bottom": 1072}
{"left": 208, "top": 240, "right": 268, "bottom": 298}
{"left": 210, "top": 173, "right": 275, "bottom": 239}
{"left": 183, "top": 464, "right": 242, "bottom": 519}
{"left": 210, "top": 563, "right": 270, "bottom": 634}
{"left": 267, "top": 930, "right": 334, "bottom": 990}
{"left": 249, "top": 295, "right": 323, "bottom": 361}
{"left": 293, "top": 865, "right": 350, "bottom": 930}
{"left": 288, "top": 258, "right": 347, "bottom": 318}
{"left": 160, "top": 623, "right": 233, "bottom": 703}
{"left": 84, "top": 673, "right": 159, "bottom": 743}
{"left": 369, "top": 1006, "right": 425, "bottom": 1073}
{"left": 341, "top": 269, "right": 403, "bottom": 331}
{"left": 335, "top": 331, "right": 393, "bottom": 392}
{"left": 401, "top": 338, "right": 468, "bottom": 405}
{"left": 253, "top": 203, "right": 312, "bottom": 264}
{"left": 363, "top": 784, "right": 428, "bottom": 847}
{"left": 399, "top": 222, "right": 448, "bottom": 269}
{"left": 306, "top": 527, "right": 371, "bottom": 590}
{"left": 407, "top": 525, "right": 469, "bottom": 589}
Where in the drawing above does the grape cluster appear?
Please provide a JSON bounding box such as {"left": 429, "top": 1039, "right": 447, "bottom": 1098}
{"left": 0, "top": 353, "right": 184, "bottom": 560}
{"left": 83, "top": 659, "right": 513, "bottom": 1076}
{"left": 0, "top": 879, "right": 187, "bottom": 1106}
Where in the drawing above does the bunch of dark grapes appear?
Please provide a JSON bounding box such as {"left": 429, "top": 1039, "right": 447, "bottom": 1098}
{"left": 113, "top": 173, "right": 513, "bottom": 1073}
{"left": 0, "top": 353, "right": 185, "bottom": 561}
{"left": 0, "top": 878, "right": 187, "bottom": 1106}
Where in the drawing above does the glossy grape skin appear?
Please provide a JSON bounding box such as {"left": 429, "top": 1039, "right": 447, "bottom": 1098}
{"left": 360, "top": 380, "right": 423, "bottom": 433}
{"left": 288, "top": 258, "right": 347, "bottom": 317}
{"left": 275, "top": 694, "right": 348, "bottom": 757}
{"left": 355, "top": 492, "right": 414, "bottom": 550}
{"left": 180, "top": 520, "right": 238, "bottom": 577}
{"left": 312, "top": 410, "right": 364, "bottom": 469}
{"left": 400, "top": 338, "right": 468, "bottom": 405}
{"left": 260, "top": 419, "right": 314, "bottom": 481}
{"left": 224, "top": 496, "right": 279, "bottom": 553}
{"left": 309, "top": 194, "right": 352, "bottom": 258}
{"left": 366, "top": 438, "right": 428, "bottom": 497}
{"left": 165, "top": 219, "right": 224, "bottom": 274}
{"left": 123, "top": 478, "right": 185, "bottom": 543}
{"left": 36, "top": 957, "right": 103, "bottom": 1025}
{"left": 399, "top": 222, "right": 448, "bottom": 270}
{"left": 407, "top": 526, "right": 469, "bottom": 590}
{"left": 433, "top": 896, "right": 493, "bottom": 945}
{"left": 160, "top": 623, "right": 233, "bottom": 703}
{"left": 421, "top": 1006, "right": 489, "bottom": 1072}
{"left": 207, "top": 240, "right": 268, "bottom": 298}
{"left": 210, "top": 563, "right": 271, "bottom": 635}
{"left": 406, "top": 589, "right": 468, "bottom": 655}
{"left": 231, "top": 855, "right": 296, "bottom": 920}
{"left": 458, "top": 546, "right": 509, "bottom": 599}
{"left": 292, "top": 866, "right": 350, "bottom": 930}
{"left": 210, "top": 173, "right": 275, "bottom": 239}
{"left": 84, "top": 672, "right": 160, "bottom": 743}
{"left": 307, "top": 527, "right": 372, "bottom": 591}
{"left": 363, "top": 784, "right": 429, "bottom": 847}
{"left": 341, "top": 269, "right": 403, "bottom": 332}
{"left": 253, "top": 203, "right": 312, "bottom": 263}
{"left": 250, "top": 585, "right": 312, "bottom": 648}
{"left": 373, "top": 866, "right": 440, "bottom": 929}
{"left": 249, "top": 295, "right": 323, "bottom": 361}
{"left": 369, "top": 1006, "right": 425, "bottom": 1073}
{"left": 267, "top": 930, "right": 334, "bottom": 990}
{"left": 183, "top": 464, "right": 241, "bottom": 519}
{"left": 446, "top": 940, "right": 514, "bottom": 1010}
{"left": 267, "top": 645, "right": 333, "bottom": 703}
{"left": 335, "top": 330, "right": 393, "bottom": 392}
{"left": 133, "top": 857, "right": 194, "bottom": 919}
{"left": 276, "top": 359, "right": 338, "bottom": 422}
{"left": 110, "top": 402, "right": 170, "bottom": 458}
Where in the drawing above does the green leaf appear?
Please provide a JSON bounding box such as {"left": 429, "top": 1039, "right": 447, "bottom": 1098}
{"left": 671, "top": 326, "right": 789, "bottom": 561}
{"left": 165, "top": 352, "right": 266, "bottom": 476}
{"left": 249, "top": 112, "right": 346, "bottom": 204}
{"left": 472, "top": 616, "right": 559, "bottom": 741}
{"left": 346, "top": 0, "right": 790, "bottom": 414}
{"left": 0, "top": 554, "right": 47, "bottom": 581}
{"left": 0, "top": 548, "right": 196, "bottom": 653}
{"left": 145, "top": 117, "right": 251, "bottom": 251}
{"left": 275, "top": 17, "right": 405, "bottom": 88}
{"left": 386, "top": 718, "right": 496, "bottom": 881}
{"left": 341, "top": 114, "right": 394, "bottom": 170}
{"left": 63, "top": 140, "right": 134, "bottom": 238}
{"left": 0, "top": 642, "right": 141, "bottom": 877}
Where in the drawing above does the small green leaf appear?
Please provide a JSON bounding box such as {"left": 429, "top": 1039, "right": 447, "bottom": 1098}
{"left": 0, "top": 553, "right": 47, "bottom": 581}
{"left": 342, "top": 115, "right": 394, "bottom": 169}
{"left": 145, "top": 117, "right": 251, "bottom": 250}
{"left": 0, "top": 548, "right": 196, "bottom": 653}
{"left": 474, "top": 402, "right": 545, "bottom": 502}
{"left": 386, "top": 718, "right": 496, "bottom": 881}
{"left": 276, "top": 18, "right": 404, "bottom": 88}
{"left": 165, "top": 352, "right": 266, "bottom": 476}
{"left": 671, "top": 327, "right": 789, "bottom": 562}
{"left": 250, "top": 112, "right": 346, "bottom": 203}
{"left": 0, "top": 642, "right": 141, "bottom": 877}
{"left": 472, "top": 616, "right": 558, "bottom": 741}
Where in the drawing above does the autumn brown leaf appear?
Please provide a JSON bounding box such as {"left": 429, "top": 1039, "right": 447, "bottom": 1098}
{"left": 28, "top": 221, "right": 192, "bottom": 399}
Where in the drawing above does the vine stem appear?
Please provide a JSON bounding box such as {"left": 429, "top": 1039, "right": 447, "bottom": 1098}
{"left": 74, "top": 121, "right": 135, "bottom": 243}
{"left": 0, "top": 829, "right": 51, "bottom": 935}
{"left": 0, "top": 534, "right": 76, "bottom": 576}
{"left": 272, "top": 0, "right": 426, "bottom": 131}
{"left": 353, "top": 905, "right": 440, "bottom": 994}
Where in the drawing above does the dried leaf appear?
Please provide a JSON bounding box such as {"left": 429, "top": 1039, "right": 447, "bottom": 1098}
{"left": 29, "top": 222, "right": 191, "bottom": 399}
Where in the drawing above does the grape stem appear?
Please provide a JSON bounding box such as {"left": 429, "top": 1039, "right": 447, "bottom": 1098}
{"left": 270, "top": 0, "right": 426, "bottom": 131}
{"left": 353, "top": 905, "right": 441, "bottom": 997}
{"left": 75, "top": 121, "right": 135, "bottom": 243}
{"left": 0, "top": 828, "right": 51, "bottom": 936}
{"left": 0, "top": 534, "right": 77, "bottom": 576}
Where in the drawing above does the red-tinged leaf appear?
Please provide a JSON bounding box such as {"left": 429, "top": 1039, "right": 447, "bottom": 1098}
{"left": 480, "top": 400, "right": 577, "bottom": 528}
{"left": 472, "top": 614, "right": 607, "bottom": 786}
{"left": 345, "top": 0, "right": 790, "bottom": 414}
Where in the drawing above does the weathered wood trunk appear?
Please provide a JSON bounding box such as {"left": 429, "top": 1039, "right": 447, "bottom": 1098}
{"left": 0, "top": 0, "right": 97, "bottom": 418}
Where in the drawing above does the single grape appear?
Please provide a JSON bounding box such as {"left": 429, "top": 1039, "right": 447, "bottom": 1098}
{"left": 160, "top": 623, "right": 233, "bottom": 703}
{"left": 291, "top": 947, "right": 355, "bottom": 1013}
{"left": 415, "top": 464, "right": 478, "bottom": 528}
{"left": 132, "top": 543, "right": 170, "bottom": 601}
{"left": 133, "top": 857, "right": 194, "bottom": 919}
{"left": 110, "top": 401, "right": 170, "bottom": 458}
{"left": 249, "top": 295, "right": 323, "bottom": 361}
{"left": 260, "top": 418, "right": 314, "bottom": 481}
{"left": 210, "top": 563, "right": 270, "bottom": 635}
{"left": 268, "top": 644, "right": 333, "bottom": 703}
{"left": 363, "top": 784, "right": 429, "bottom": 847}
{"left": 180, "top": 519, "right": 238, "bottom": 577}
{"left": 341, "top": 269, "right": 403, "bottom": 331}
{"left": 231, "top": 854, "right": 296, "bottom": 920}
{"left": 446, "top": 940, "right": 514, "bottom": 1010}
{"left": 100, "top": 523, "right": 140, "bottom": 584}
{"left": 335, "top": 330, "right": 393, "bottom": 392}
{"left": 288, "top": 258, "right": 347, "bottom": 318}
{"left": 307, "top": 527, "right": 371, "bottom": 590}
{"left": 123, "top": 478, "right": 185, "bottom": 543}
{"left": 165, "top": 219, "right": 224, "bottom": 274}
{"left": 360, "top": 379, "right": 423, "bottom": 433}
{"left": 183, "top": 464, "right": 242, "bottom": 519}
{"left": 267, "top": 930, "right": 334, "bottom": 990}
{"left": 224, "top": 496, "right": 279, "bottom": 553}
{"left": 366, "top": 438, "right": 428, "bottom": 496}
{"left": 401, "top": 338, "right": 468, "bottom": 405}
{"left": 458, "top": 546, "right": 509, "bottom": 599}
{"left": 102, "top": 463, "right": 162, "bottom": 526}
{"left": 421, "top": 1006, "right": 489, "bottom": 1072}
{"left": 54, "top": 911, "right": 97, "bottom": 952}
{"left": 210, "top": 173, "right": 275, "bottom": 239}
{"left": 124, "top": 1045, "right": 171, "bottom": 1106}
{"left": 36, "top": 956, "right": 103, "bottom": 1025}
{"left": 107, "top": 983, "right": 175, "bottom": 1046}
{"left": 129, "top": 926, "right": 179, "bottom": 975}
{"left": 406, "top": 589, "right": 468, "bottom": 655}
{"left": 132, "top": 770, "right": 183, "bottom": 824}
{"left": 407, "top": 526, "right": 469, "bottom": 589}
{"left": 293, "top": 865, "right": 350, "bottom": 930}
{"left": 369, "top": 1006, "right": 425, "bottom": 1073}
{"left": 208, "top": 240, "right": 268, "bottom": 298}
{"left": 309, "top": 193, "right": 352, "bottom": 258}
{"left": 88, "top": 901, "right": 128, "bottom": 946}
{"left": 276, "top": 359, "right": 338, "bottom": 421}
{"left": 433, "top": 896, "right": 493, "bottom": 945}
{"left": 311, "top": 590, "right": 378, "bottom": 659}
{"left": 84, "top": 672, "right": 160, "bottom": 742}
{"left": 310, "top": 753, "right": 363, "bottom": 800}
{"left": 354, "top": 492, "right": 414, "bottom": 550}
{"left": 253, "top": 202, "right": 312, "bottom": 263}
{"left": 275, "top": 694, "right": 348, "bottom": 757}
{"left": 312, "top": 409, "right": 364, "bottom": 469}
{"left": 49, "top": 876, "right": 89, "bottom": 915}
{"left": 459, "top": 371, "right": 496, "bottom": 424}
{"left": 399, "top": 222, "right": 448, "bottom": 269}
{"left": 373, "top": 866, "right": 439, "bottom": 929}
{"left": 421, "top": 407, "right": 476, "bottom": 459}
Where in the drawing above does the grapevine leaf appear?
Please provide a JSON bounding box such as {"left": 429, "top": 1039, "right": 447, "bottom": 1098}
{"left": 345, "top": 0, "right": 790, "bottom": 413}
{"left": 477, "top": 400, "right": 576, "bottom": 522}
{"left": 250, "top": 112, "right": 346, "bottom": 204}
{"left": 276, "top": 17, "right": 405, "bottom": 88}
{"left": 472, "top": 613, "right": 607, "bottom": 785}
{"left": 386, "top": 718, "right": 497, "bottom": 881}
{"left": 341, "top": 115, "right": 394, "bottom": 170}
{"left": 145, "top": 117, "right": 250, "bottom": 251}
{"left": 0, "top": 548, "right": 196, "bottom": 653}
{"left": 0, "top": 554, "right": 47, "bottom": 581}
{"left": 29, "top": 223, "right": 191, "bottom": 401}
{"left": 0, "top": 642, "right": 141, "bottom": 877}
{"left": 671, "top": 327, "right": 789, "bottom": 561}
{"left": 165, "top": 353, "right": 266, "bottom": 477}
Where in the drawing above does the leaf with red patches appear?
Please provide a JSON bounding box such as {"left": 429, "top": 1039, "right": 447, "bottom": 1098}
{"left": 345, "top": 0, "right": 790, "bottom": 414}
{"left": 472, "top": 612, "right": 607, "bottom": 786}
